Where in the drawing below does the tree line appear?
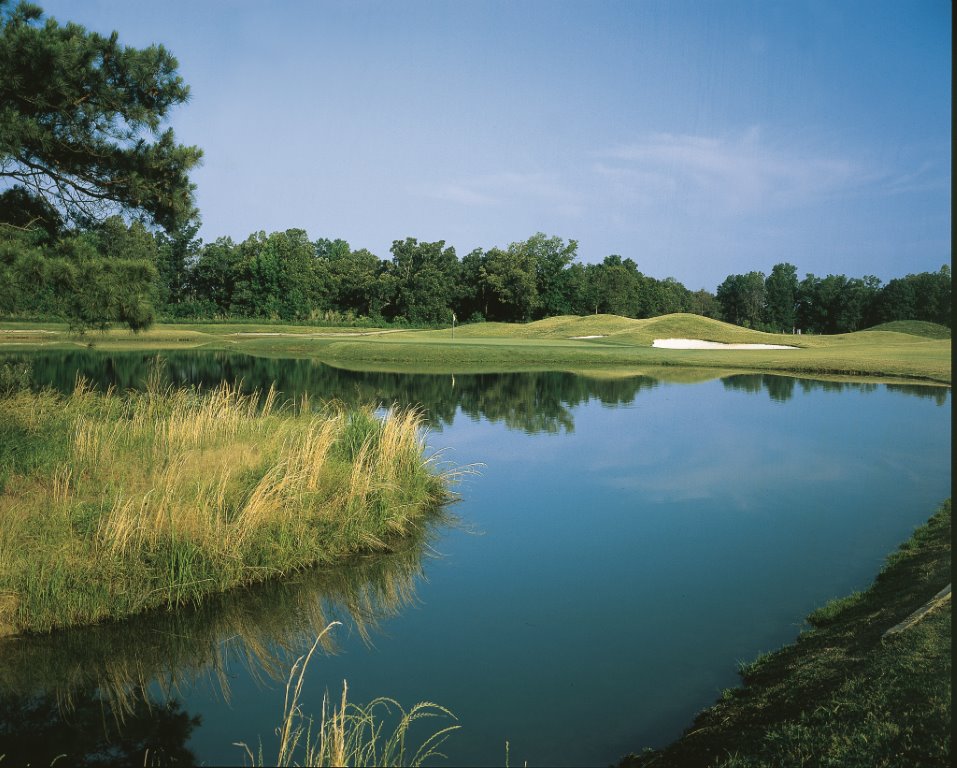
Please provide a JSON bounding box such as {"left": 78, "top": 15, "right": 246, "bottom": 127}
{"left": 2, "top": 210, "right": 950, "bottom": 333}
{"left": 716, "top": 263, "right": 951, "bottom": 334}
{"left": 0, "top": 2, "right": 950, "bottom": 334}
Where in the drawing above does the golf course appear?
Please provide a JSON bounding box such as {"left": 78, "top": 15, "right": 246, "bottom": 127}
{"left": 0, "top": 0, "right": 951, "bottom": 764}
{"left": 1, "top": 313, "right": 951, "bottom": 766}
{"left": 0, "top": 313, "right": 950, "bottom": 383}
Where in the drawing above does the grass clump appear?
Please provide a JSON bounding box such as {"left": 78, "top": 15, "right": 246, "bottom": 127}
{"left": 237, "top": 623, "right": 460, "bottom": 767}
{"left": 0, "top": 378, "right": 453, "bottom": 635}
{"left": 619, "top": 499, "right": 951, "bottom": 767}
{"left": 0, "top": 360, "right": 32, "bottom": 394}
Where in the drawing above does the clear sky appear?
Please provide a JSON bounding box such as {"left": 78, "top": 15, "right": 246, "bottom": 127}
{"left": 39, "top": 0, "right": 951, "bottom": 290}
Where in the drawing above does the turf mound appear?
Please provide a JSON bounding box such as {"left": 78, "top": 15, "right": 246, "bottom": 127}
{"left": 615, "top": 314, "right": 804, "bottom": 347}
{"left": 863, "top": 320, "right": 951, "bottom": 339}
{"left": 525, "top": 314, "right": 643, "bottom": 338}
{"left": 452, "top": 314, "right": 809, "bottom": 347}
{"left": 450, "top": 315, "right": 641, "bottom": 339}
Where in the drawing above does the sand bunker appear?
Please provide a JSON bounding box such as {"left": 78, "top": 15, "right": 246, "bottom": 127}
{"left": 653, "top": 338, "right": 798, "bottom": 350}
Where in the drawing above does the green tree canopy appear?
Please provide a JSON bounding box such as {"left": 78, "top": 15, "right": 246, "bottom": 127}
{"left": 0, "top": 1, "right": 202, "bottom": 232}
{"left": 716, "top": 271, "right": 766, "bottom": 328}
{"left": 387, "top": 237, "right": 457, "bottom": 324}
{"left": 524, "top": 232, "right": 577, "bottom": 318}
{"left": 482, "top": 244, "right": 538, "bottom": 321}
{"left": 764, "top": 262, "right": 798, "bottom": 332}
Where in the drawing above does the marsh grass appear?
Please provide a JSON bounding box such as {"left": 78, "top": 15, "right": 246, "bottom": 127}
{"left": 0, "top": 376, "right": 453, "bottom": 635}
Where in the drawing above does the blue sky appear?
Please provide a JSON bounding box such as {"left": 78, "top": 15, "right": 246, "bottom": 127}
{"left": 40, "top": 0, "right": 951, "bottom": 290}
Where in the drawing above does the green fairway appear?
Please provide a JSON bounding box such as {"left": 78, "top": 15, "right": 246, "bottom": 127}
{"left": 0, "top": 313, "right": 950, "bottom": 383}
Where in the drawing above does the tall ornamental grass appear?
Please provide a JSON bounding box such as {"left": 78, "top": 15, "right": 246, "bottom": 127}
{"left": 0, "top": 377, "right": 453, "bottom": 635}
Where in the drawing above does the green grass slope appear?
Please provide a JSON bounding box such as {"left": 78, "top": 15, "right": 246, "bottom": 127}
{"left": 863, "top": 320, "right": 951, "bottom": 339}
{"left": 442, "top": 314, "right": 641, "bottom": 339}
{"left": 620, "top": 500, "right": 952, "bottom": 768}
{"left": 444, "top": 314, "right": 803, "bottom": 346}
{"left": 606, "top": 313, "right": 803, "bottom": 346}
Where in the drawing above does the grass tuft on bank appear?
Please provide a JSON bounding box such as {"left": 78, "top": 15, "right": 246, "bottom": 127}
{"left": 619, "top": 499, "right": 951, "bottom": 768}
{"left": 237, "top": 623, "right": 460, "bottom": 768}
{"left": 0, "top": 377, "right": 453, "bottom": 636}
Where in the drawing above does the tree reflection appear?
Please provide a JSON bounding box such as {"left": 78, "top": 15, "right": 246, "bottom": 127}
{"left": 4, "top": 350, "right": 660, "bottom": 433}
{"left": 2, "top": 352, "right": 947, "bottom": 437}
{"left": 717, "top": 373, "right": 941, "bottom": 404}
{"left": 886, "top": 383, "right": 950, "bottom": 406}
{"left": 0, "top": 691, "right": 199, "bottom": 767}
{"left": 0, "top": 519, "right": 443, "bottom": 764}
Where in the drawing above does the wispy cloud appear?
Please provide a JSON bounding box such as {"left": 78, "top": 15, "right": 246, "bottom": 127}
{"left": 410, "top": 172, "right": 583, "bottom": 216}
{"left": 880, "top": 160, "right": 950, "bottom": 196}
{"left": 593, "top": 129, "right": 868, "bottom": 215}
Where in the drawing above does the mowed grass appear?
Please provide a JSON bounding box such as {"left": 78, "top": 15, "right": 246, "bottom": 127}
{"left": 865, "top": 320, "right": 952, "bottom": 339}
{"left": 619, "top": 500, "right": 952, "bottom": 768}
{"left": 292, "top": 315, "right": 952, "bottom": 383}
{"left": 0, "top": 313, "right": 951, "bottom": 382}
{"left": 0, "top": 377, "right": 452, "bottom": 635}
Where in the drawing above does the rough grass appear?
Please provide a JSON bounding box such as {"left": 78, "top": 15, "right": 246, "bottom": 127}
{"left": 0, "top": 379, "right": 453, "bottom": 635}
{"left": 619, "top": 499, "right": 952, "bottom": 768}
{"left": 1, "top": 314, "right": 951, "bottom": 383}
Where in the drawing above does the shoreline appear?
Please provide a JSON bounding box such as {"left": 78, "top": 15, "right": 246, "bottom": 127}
{"left": 619, "top": 499, "right": 952, "bottom": 767}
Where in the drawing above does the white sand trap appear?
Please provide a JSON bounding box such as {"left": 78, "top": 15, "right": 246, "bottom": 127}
{"left": 653, "top": 338, "right": 798, "bottom": 350}
{"left": 570, "top": 335, "right": 606, "bottom": 339}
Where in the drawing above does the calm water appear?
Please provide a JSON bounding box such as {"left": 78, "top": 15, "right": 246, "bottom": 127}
{"left": 0, "top": 352, "right": 951, "bottom": 766}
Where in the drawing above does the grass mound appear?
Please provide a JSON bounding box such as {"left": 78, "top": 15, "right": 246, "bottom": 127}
{"left": 443, "top": 314, "right": 638, "bottom": 339}
{"left": 0, "top": 379, "right": 452, "bottom": 635}
{"left": 620, "top": 499, "right": 952, "bottom": 767}
{"left": 619, "top": 313, "right": 801, "bottom": 346}
{"left": 863, "top": 320, "right": 952, "bottom": 339}
{"left": 450, "top": 314, "right": 802, "bottom": 346}
{"left": 515, "top": 314, "right": 644, "bottom": 338}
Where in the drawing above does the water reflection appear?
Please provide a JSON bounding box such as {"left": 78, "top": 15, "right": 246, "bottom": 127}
{"left": 0, "top": 692, "right": 199, "bottom": 767}
{"left": 721, "top": 373, "right": 949, "bottom": 404}
{"left": 3, "top": 351, "right": 948, "bottom": 436}
{"left": 5, "top": 350, "right": 663, "bottom": 433}
{"left": 0, "top": 521, "right": 441, "bottom": 764}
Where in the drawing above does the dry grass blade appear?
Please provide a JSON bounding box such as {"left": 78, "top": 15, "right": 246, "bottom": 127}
{"left": 235, "top": 620, "right": 459, "bottom": 767}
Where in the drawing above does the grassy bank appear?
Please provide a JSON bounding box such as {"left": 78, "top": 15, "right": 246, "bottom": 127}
{"left": 1, "top": 314, "right": 950, "bottom": 383}
{"left": 620, "top": 499, "right": 952, "bottom": 767}
{"left": 0, "top": 377, "right": 452, "bottom": 635}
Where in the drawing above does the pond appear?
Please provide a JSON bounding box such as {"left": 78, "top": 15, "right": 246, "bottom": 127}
{"left": 0, "top": 351, "right": 951, "bottom": 766}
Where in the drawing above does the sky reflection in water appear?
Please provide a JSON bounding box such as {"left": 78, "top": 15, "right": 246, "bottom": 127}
{"left": 0, "top": 352, "right": 949, "bottom": 766}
